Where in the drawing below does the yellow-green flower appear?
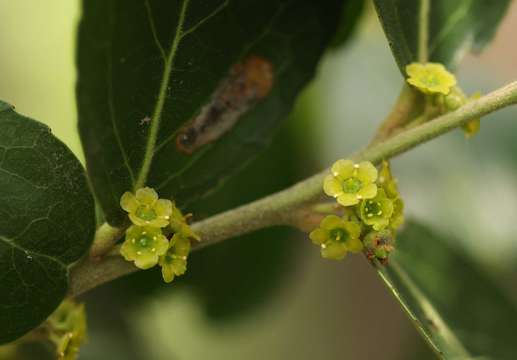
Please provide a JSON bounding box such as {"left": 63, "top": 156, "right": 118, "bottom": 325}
{"left": 120, "top": 187, "right": 172, "bottom": 228}
{"left": 169, "top": 204, "right": 200, "bottom": 241}
{"left": 120, "top": 225, "right": 169, "bottom": 269}
{"left": 406, "top": 62, "right": 456, "bottom": 95}
{"left": 309, "top": 215, "right": 362, "bottom": 260}
{"left": 462, "top": 92, "right": 481, "bottom": 138}
{"left": 47, "top": 300, "right": 87, "bottom": 360}
{"left": 359, "top": 189, "right": 394, "bottom": 231}
{"left": 390, "top": 198, "right": 404, "bottom": 230}
{"left": 378, "top": 161, "right": 399, "bottom": 199}
{"left": 377, "top": 161, "right": 404, "bottom": 230}
{"left": 363, "top": 230, "right": 395, "bottom": 262}
{"left": 159, "top": 234, "right": 191, "bottom": 283}
{"left": 323, "top": 160, "right": 378, "bottom": 206}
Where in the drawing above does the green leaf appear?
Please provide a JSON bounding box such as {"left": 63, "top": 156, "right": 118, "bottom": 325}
{"left": 377, "top": 221, "right": 517, "bottom": 359}
{"left": 330, "top": 0, "right": 365, "bottom": 50}
{"left": 0, "top": 101, "right": 95, "bottom": 344}
{"left": 374, "top": 0, "right": 511, "bottom": 72}
{"left": 77, "top": 0, "right": 345, "bottom": 225}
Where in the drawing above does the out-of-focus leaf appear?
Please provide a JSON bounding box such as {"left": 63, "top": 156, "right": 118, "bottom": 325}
{"left": 187, "top": 228, "right": 297, "bottom": 321}
{"left": 0, "top": 101, "right": 95, "bottom": 344}
{"left": 377, "top": 221, "right": 517, "bottom": 359}
{"left": 77, "top": 0, "right": 345, "bottom": 225}
{"left": 330, "top": 0, "right": 365, "bottom": 50}
{"left": 374, "top": 0, "right": 511, "bottom": 72}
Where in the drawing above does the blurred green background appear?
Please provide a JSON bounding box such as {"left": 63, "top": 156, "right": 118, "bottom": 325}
{"left": 1, "top": 1, "right": 517, "bottom": 359}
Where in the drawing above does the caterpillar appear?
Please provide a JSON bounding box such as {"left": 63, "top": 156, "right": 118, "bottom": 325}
{"left": 176, "top": 55, "right": 274, "bottom": 154}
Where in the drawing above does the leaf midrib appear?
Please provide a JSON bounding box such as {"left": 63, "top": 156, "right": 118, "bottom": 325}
{"left": 134, "top": 0, "right": 229, "bottom": 190}
{"left": 134, "top": 0, "right": 191, "bottom": 189}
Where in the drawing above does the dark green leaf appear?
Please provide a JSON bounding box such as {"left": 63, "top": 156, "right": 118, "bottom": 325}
{"left": 374, "top": 0, "right": 511, "bottom": 72}
{"left": 330, "top": 0, "right": 365, "bottom": 50}
{"left": 378, "top": 221, "right": 517, "bottom": 359}
{"left": 0, "top": 101, "right": 95, "bottom": 344}
{"left": 77, "top": 0, "right": 345, "bottom": 225}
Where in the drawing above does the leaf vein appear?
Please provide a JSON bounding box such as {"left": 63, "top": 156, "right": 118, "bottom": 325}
{"left": 144, "top": 0, "right": 167, "bottom": 63}
{"left": 0, "top": 235, "right": 67, "bottom": 269}
{"left": 182, "top": 0, "right": 229, "bottom": 38}
{"left": 107, "top": 42, "right": 137, "bottom": 186}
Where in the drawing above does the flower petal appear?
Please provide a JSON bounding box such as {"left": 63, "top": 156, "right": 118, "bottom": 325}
{"left": 405, "top": 63, "right": 421, "bottom": 78}
{"left": 358, "top": 183, "right": 377, "bottom": 200}
{"left": 357, "top": 161, "right": 378, "bottom": 183}
{"left": 172, "top": 258, "right": 187, "bottom": 275}
{"left": 337, "top": 193, "right": 359, "bottom": 206}
{"left": 309, "top": 228, "right": 328, "bottom": 245}
{"left": 126, "top": 225, "right": 142, "bottom": 238}
{"left": 407, "top": 77, "right": 427, "bottom": 92}
{"left": 135, "top": 187, "right": 158, "bottom": 205}
{"left": 154, "top": 235, "right": 170, "bottom": 256}
{"left": 175, "top": 236, "right": 191, "bottom": 256}
{"left": 120, "top": 192, "right": 138, "bottom": 213}
{"left": 380, "top": 199, "right": 394, "bottom": 219}
{"left": 171, "top": 205, "right": 186, "bottom": 222}
{"left": 372, "top": 218, "right": 389, "bottom": 231}
{"left": 321, "top": 243, "right": 347, "bottom": 260}
{"left": 390, "top": 198, "right": 405, "bottom": 230}
{"left": 346, "top": 237, "right": 364, "bottom": 253}
{"left": 426, "top": 63, "right": 446, "bottom": 72}
{"left": 151, "top": 218, "right": 170, "bottom": 228}
{"left": 323, "top": 175, "right": 343, "bottom": 197}
{"left": 161, "top": 265, "right": 175, "bottom": 283}
{"left": 331, "top": 159, "right": 354, "bottom": 180}
{"left": 120, "top": 241, "right": 136, "bottom": 261}
{"left": 320, "top": 215, "right": 343, "bottom": 230}
{"left": 134, "top": 254, "right": 159, "bottom": 270}
{"left": 343, "top": 221, "right": 361, "bottom": 239}
{"left": 155, "top": 199, "right": 173, "bottom": 217}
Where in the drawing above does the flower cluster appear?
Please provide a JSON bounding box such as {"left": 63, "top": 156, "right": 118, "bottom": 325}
{"left": 406, "top": 62, "right": 481, "bottom": 138}
{"left": 120, "top": 187, "right": 199, "bottom": 282}
{"left": 47, "top": 299, "right": 87, "bottom": 360}
{"left": 311, "top": 160, "right": 404, "bottom": 262}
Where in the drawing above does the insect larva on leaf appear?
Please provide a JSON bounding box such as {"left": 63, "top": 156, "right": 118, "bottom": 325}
{"left": 176, "top": 55, "right": 274, "bottom": 154}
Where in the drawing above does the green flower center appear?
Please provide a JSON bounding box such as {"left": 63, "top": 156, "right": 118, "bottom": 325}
{"left": 422, "top": 73, "right": 439, "bottom": 87}
{"left": 136, "top": 206, "right": 157, "bottom": 221}
{"left": 365, "top": 200, "right": 383, "bottom": 218}
{"left": 342, "top": 177, "right": 362, "bottom": 193}
{"left": 137, "top": 235, "right": 153, "bottom": 248}
{"left": 164, "top": 253, "right": 174, "bottom": 263}
{"left": 329, "top": 228, "right": 349, "bottom": 243}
